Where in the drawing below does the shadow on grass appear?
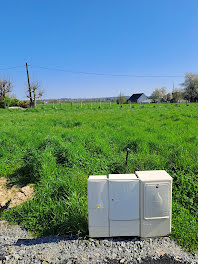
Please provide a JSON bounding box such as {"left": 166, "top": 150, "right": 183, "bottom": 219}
{"left": 5, "top": 148, "right": 42, "bottom": 188}
{"left": 6, "top": 162, "right": 39, "bottom": 188}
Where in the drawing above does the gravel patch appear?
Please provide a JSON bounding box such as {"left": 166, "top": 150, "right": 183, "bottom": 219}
{"left": 0, "top": 221, "right": 197, "bottom": 264}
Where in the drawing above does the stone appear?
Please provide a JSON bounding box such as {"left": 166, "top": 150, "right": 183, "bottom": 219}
{"left": 0, "top": 254, "right": 5, "bottom": 261}
{"left": 13, "top": 253, "right": 21, "bottom": 260}
{"left": 18, "top": 249, "right": 25, "bottom": 256}
{"left": 156, "top": 248, "right": 165, "bottom": 256}
{"left": 94, "top": 240, "right": 99, "bottom": 247}
{"left": 121, "top": 242, "right": 125, "bottom": 246}
{"left": 137, "top": 257, "right": 141, "bottom": 262}
{"left": 120, "top": 258, "right": 125, "bottom": 263}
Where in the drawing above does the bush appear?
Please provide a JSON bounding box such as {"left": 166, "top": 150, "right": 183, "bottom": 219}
{"left": 0, "top": 97, "right": 25, "bottom": 108}
{"left": 116, "top": 94, "right": 127, "bottom": 104}
{"left": 19, "top": 100, "right": 29, "bottom": 108}
{"left": 10, "top": 98, "right": 20, "bottom": 107}
{"left": 0, "top": 97, "right": 11, "bottom": 108}
{"left": 0, "top": 100, "right": 5, "bottom": 108}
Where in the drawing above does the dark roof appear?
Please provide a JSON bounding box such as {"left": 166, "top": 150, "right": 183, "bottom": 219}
{"left": 127, "top": 93, "right": 144, "bottom": 102}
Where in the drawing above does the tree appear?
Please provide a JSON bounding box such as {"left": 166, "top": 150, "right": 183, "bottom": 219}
{"left": 116, "top": 93, "right": 126, "bottom": 104}
{"left": 150, "top": 87, "right": 167, "bottom": 102}
{"left": 166, "top": 93, "right": 173, "bottom": 102}
{"left": 160, "top": 87, "right": 167, "bottom": 98}
{"left": 0, "top": 80, "right": 12, "bottom": 108}
{"left": 181, "top": 73, "right": 198, "bottom": 102}
{"left": 172, "top": 88, "right": 184, "bottom": 103}
{"left": 27, "top": 81, "right": 44, "bottom": 108}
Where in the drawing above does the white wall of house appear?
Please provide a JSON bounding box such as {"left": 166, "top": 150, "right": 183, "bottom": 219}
{"left": 137, "top": 94, "right": 148, "bottom": 103}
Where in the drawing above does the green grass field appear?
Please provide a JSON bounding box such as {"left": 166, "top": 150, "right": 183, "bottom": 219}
{"left": 0, "top": 102, "right": 197, "bottom": 252}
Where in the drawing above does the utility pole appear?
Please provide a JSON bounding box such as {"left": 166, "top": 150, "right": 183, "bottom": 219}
{"left": 26, "top": 62, "right": 33, "bottom": 107}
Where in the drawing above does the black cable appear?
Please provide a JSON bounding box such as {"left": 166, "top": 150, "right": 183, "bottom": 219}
{"left": 0, "top": 64, "right": 189, "bottom": 78}
{"left": 0, "top": 66, "right": 24, "bottom": 70}
{"left": 30, "top": 65, "right": 185, "bottom": 78}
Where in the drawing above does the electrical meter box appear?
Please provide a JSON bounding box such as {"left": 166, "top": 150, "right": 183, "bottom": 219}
{"left": 88, "top": 171, "right": 172, "bottom": 238}
{"left": 135, "top": 170, "right": 172, "bottom": 238}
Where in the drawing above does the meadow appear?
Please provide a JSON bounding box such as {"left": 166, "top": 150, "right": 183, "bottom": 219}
{"left": 0, "top": 102, "right": 197, "bottom": 252}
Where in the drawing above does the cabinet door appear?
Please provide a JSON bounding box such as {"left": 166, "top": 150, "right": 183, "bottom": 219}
{"left": 144, "top": 183, "right": 170, "bottom": 219}
{"left": 88, "top": 180, "right": 108, "bottom": 209}
{"left": 109, "top": 180, "right": 139, "bottom": 220}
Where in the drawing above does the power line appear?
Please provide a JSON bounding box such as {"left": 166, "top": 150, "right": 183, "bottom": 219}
{"left": 30, "top": 65, "right": 185, "bottom": 78}
{"left": 0, "top": 64, "right": 187, "bottom": 78}
{"left": 0, "top": 65, "right": 24, "bottom": 70}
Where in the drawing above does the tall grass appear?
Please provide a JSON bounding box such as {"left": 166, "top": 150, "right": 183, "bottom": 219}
{"left": 0, "top": 103, "right": 197, "bottom": 252}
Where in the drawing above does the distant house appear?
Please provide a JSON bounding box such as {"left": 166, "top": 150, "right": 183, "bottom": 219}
{"left": 127, "top": 93, "right": 151, "bottom": 103}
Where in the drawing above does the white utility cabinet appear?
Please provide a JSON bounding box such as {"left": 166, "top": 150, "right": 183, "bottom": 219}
{"left": 88, "top": 171, "right": 172, "bottom": 238}
{"left": 135, "top": 170, "right": 172, "bottom": 238}
{"left": 87, "top": 175, "right": 109, "bottom": 237}
{"left": 109, "top": 174, "right": 139, "bottom": 236}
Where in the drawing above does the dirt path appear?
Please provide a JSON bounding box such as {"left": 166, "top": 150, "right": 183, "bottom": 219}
{"left": 0, "top": 177, "right": 34, "bottom": 209}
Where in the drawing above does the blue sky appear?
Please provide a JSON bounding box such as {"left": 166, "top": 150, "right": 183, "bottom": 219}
{"left": 0, "top": 0, "right": 198, "bottom": 99}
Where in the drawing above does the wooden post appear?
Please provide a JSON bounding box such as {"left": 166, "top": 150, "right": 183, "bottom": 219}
{"left": 26, "top": 62, "right": 33, "bottom": 108}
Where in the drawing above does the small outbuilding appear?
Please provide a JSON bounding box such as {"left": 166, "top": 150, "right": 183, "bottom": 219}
{"left": 127, "top": 93, "right": 150, "bottom": 103}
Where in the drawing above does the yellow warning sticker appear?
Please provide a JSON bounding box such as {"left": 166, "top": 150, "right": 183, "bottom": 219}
{"left": 96, "top": 206, "right": 100, "bottom": 209}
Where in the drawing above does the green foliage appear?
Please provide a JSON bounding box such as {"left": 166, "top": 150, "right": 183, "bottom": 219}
{"left": 0, "top": 80, "right": 12, "bottom": 108}
{"left": 0, "top": 100, "right": 5, "bottom": 108}
{"left": 116, "top": 93, "right": 127, "bottom": 104}
{"left": 171, "top": 202, "right": 198, "bottom": 252}
{"left": 0, "top": 96, "right": 12, "bottom": 108}
{"left": 150, "top": 87, "right": 167, "bottom": 102}
{"left": 10, "top": 98, "right": 20, "bottom": 107}
{"left": 182, "top": 73, "right": 198, "bottom": 102}
{"left": 172, "top": 89, "right": 184, "bottom": 103}
{"left": 19, "top": 100, "right": 30, "bottom": 108}
{"left": 0, "top": 97, "right": 28, "bottom": 108}
{"left": 5, "top": 97, "right": 12, "bottom": 107}
{"left": 0, "top": 102, "right": 198, "bottom": 252}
